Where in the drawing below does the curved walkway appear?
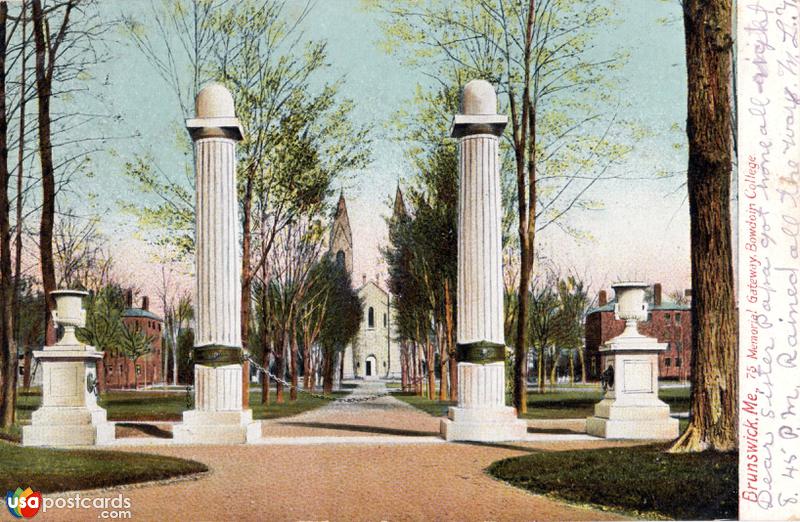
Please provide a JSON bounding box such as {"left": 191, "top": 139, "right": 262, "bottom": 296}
{"left": 41, "top": 381, "right": 637, "bottom": 521}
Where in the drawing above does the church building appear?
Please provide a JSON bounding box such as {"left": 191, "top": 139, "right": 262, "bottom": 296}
{"left": 330, "top": 192, "right": 401, "bottom": 380}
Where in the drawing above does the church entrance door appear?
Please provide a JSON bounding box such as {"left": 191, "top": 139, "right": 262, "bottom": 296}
{"left": 365, "top": 355, "right": 378, "bottom": 379}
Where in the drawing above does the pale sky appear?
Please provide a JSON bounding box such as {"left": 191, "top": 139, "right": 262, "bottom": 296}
{"left": 62, "top": 0, "right": 692, "bottom": 313}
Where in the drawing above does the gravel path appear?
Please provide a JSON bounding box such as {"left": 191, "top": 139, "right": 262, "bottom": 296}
{"left": 39, "top": 381, "right": 636, "bottom": 521}
{"left": 259, "top": 380, "right": 442, "bottom": 438}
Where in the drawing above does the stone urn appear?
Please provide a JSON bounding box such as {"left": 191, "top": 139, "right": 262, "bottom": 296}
{"left": 49, "top": 289, "right": 88, "bottom": 348}
{"left": 611, "top": 282, "right": 649, "bottom": 338}
{"left": 585, "top": 282, "right": 679, "bottom": 440}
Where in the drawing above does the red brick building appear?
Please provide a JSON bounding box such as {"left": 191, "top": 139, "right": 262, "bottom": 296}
{"left": 103, "top": 292, "right": 164, "bottom": 389}
{"left": 585, "top": 284, "right": 691, "bottom": 381}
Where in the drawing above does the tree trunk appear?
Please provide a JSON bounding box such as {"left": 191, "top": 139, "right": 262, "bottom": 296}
{"left": 670, "top": 0, "right": 737, "bottom": 453}
{"left": 14, "top": 0, "right": 28, "bottom": 390}
{"left": 437, "top": 330, "right": 447, "bottom": 401}
{"left": 322, "top": 349, "right": 334, "bottom": 394}
{"left": 289, "top": 323, "right": 298, "bottom": 401}
{"left": 444, "top": 280, "right": 457, "bottom": 401}
{"left": 537, "top": 345, "right": 544, "bottom": 393}
{"left": 514, "top": 274, "right": 529, "bottom": 413}
{"left": 426, "top": 339, "right": 435, "bottom": 400}
{"left": 578, "top": 346, "right": 587, "bottom": 383}
{"left": 274, "top": 332, "right": 285, "bottom": 403}
{"left": 32, "top": 0, "right": 62, "bottom": 348}
{"left": 240, "top": 174, "right": 252, "bottom": 407}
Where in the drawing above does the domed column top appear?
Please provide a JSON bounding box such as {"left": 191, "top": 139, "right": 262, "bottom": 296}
{"left": 186, "top": 82, "right": 244, "bottom": 141}
{"left": 451, "top": 79, "right": 508, "bottom": 138}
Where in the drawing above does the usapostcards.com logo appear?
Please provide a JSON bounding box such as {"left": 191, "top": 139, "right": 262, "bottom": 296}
{"left": 5, "top": 488, "right": 42, "bottom": 519}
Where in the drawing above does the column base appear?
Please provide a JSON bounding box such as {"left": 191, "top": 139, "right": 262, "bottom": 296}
{"left": 440, "top": 406, "right": 528, "bottom": 442}
{"left": 23, "top": 407, "right": 113, "bottom": 447}
{"left": 586, "top": 399, "right": 679, "bottom": 439}
{"left": 172, "top": 409, "right": 261, "bottom": 445}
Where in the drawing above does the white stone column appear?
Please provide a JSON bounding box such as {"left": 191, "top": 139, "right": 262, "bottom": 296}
{"left": 440, "top": 80, "right": 527, "bottom": 442}
{"left": 173, "top": 83, "right": 260, "bottom": 444}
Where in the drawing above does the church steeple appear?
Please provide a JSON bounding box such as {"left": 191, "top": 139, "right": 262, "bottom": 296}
{"left": 330, "top": 191, "right": 353, "bottom": 275}
{"left": 392, "top": 185, "right": 406, "bottom": 219}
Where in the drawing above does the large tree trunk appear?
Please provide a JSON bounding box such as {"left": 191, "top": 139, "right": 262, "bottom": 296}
{"left": 240, "top": 174, "right": 252, "bottom": 407}
{"left": 14, "top": 0, "right": 28, "bottom": 390}
{"left": 32, "top": 0, "right": 64, "bottom": 348}
{"left": 0, "top": 2, "right": 18, "bottom": 429}
{"left": 670, "top": 0, "right": 737, "bottom": 453}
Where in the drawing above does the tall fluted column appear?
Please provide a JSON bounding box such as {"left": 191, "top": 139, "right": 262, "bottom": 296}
{"left": 440, "top": 80, "right": 527, "bottom": 442}
{"left": 174, "top": 83, "right": 260, "bottom": 444}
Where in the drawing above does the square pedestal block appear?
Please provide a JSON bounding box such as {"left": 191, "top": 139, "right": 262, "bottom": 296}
{"left": 23, "top": 349, "right": 114, "bottom": 447}
{"left": 586, "top": 414, "right": 679, "bottom": 439}
{"left": 23, "top": 407, "right": 100, "bottom": 447}
{"left": 173, "top": 409, "right": 261, "bottom": 444}
{"left": 440, "top": 406, "right": 528, "bottom": 442}
{"left": 586, "top": 398, "right": 679, "bottom": 439}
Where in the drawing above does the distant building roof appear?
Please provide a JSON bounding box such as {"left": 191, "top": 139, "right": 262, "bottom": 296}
{"left": 587, "top": 300, "right": 690, "bottom": 315}
{"left": 122, "top": 308, "right": 163, "bottom": 322}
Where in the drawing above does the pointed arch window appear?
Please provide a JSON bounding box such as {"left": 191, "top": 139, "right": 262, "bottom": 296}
{"left": 368, "top": 307, "right": 375, "bottom": 328}
{"left": 336, "top": 250, "right": 345, "bottom": 269}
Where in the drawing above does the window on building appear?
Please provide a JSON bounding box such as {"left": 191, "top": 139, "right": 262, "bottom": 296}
{"left": 676, "top": 357, "right": 682, "bottom": 367}
{"left": 336, "top": 250, "right": 345, "bottom": 269}
{"left": 107, "top": 366, "right": 113, "bottom": 374}
{"left": 664, "top": 313, "right": 671, "bottom": 321}
{"left": 674, "top": 313, "right": 681, "bottom": 323}
{"left": 119, "top": 364, "right": 123, "bottom": 372}
{"left": 383, "top": 313, "right": 387, "bottom": 327}
{"left": 136, "top": 365, "right": 141, "bottom": 375}
{"left": 665, "top": 357, "right": 671, "bottom": 367}
{"left": 368, "top": 307, "right": 375, "bottom": 328}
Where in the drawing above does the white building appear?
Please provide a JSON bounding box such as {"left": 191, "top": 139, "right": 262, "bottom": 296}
{"left": 331, "top": 192, "right": 401, "bottom": 380}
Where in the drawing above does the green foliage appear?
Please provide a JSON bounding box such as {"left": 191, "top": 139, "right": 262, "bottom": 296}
{"left": 384, "top": 85, "right": 459, "bottom": 349}
{"left": 366, "top": 0, "right": 646, "bottom": 237}
{"left": 79, "top": 285, "right": 127, "bottom": 356}
{"left": 317, "top": 255, "right": 362, "bottom": 354}
{"left": 119, "top": 323, "right": 154, "bottom": 365}
{"left": 123, "top": 0, "right": 372, "bottom": 260}
{"left": 176, "top": 328, "right": 194, "bottom": 384}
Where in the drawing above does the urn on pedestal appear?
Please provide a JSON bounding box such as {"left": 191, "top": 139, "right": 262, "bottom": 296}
{"left": 23, "top": 290, "right": 114, "bottom": 447}
{"left": 586, "top": 282, "right": 680, "bottom": 439}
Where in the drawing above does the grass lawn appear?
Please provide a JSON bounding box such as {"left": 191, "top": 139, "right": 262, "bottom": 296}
{"left": 522, "top": 386, "right": 690, "bottom": 419}
{"left": 394, "top": 386, "right": 690, "bottom": 421}
{"left": 249, "top": 389, "right": 348, "bottom": 420}
{"left": 488, "top": 444, "right": 737, "bottom": 520}
{"left": 393, "top": 392, "right": 454, "bottom": 417}
{"left": 0, "top": 441, "right": 207, "bottom": 493}
{"left": 10, "top": 385, "right": 350, "bottom": 438}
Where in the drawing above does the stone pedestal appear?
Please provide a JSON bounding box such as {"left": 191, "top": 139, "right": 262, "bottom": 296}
{"left": 441, "top": 362, "right": 527, "bottom": 441}
{"left": 173, "top": 364, "right": 261, "bottom": 444}
{"left": 586, "top": 283, "right": 679, "bottom": 440}
{"left": 439, "top": 80, "right": 526, "bottom": 442}
{"left": 173, "top": 83, "right": 259, "bottom": 445}
{"left": 23, "top": 291, "right": 114, "bottom": 447}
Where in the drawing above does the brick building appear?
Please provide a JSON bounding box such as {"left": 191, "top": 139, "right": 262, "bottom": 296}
{"left": 585, "top": 283, "right": 691, "bottom": 381}
{"left": 103, "top": 291, "right": 164, "bottom": 389}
